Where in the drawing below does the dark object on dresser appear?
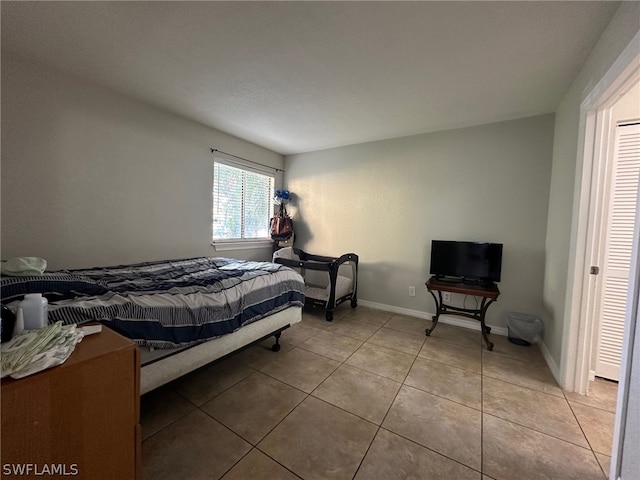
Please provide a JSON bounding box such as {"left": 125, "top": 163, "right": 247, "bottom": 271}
{"left": 1, "top": 304, "right": 16, "bottom": 343}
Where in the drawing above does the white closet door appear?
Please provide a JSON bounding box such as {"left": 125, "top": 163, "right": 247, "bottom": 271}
{"left": 597, "top": 124, "right": 640, "bottom": 380}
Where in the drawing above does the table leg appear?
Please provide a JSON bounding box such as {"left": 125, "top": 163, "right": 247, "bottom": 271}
{"left": 481, "top": 326, "right": 494, "bottom": 351}
{"left": 480, "top": 298, "right": 494, "bottom": 351}
{"left": 426, "top": 290, "right": 441, "bottom": 336}
{"left": 425, "top": 314, "right": 439, "bottom": 336}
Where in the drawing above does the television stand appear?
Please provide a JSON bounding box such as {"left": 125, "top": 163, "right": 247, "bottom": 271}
{"left": 425, "top": 276, "right": 500, "bottom": 351}
{"left": 434, "top": 276, "right": 493, "bottom": 287}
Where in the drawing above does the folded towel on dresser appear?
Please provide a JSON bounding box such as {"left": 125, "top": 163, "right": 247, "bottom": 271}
{"left": 1, "top": 257, "right": 48, "bottom": 276}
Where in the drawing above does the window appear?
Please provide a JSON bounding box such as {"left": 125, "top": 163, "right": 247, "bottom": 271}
{"left": 212, "top": 161, "right": 275, "bottom": 243}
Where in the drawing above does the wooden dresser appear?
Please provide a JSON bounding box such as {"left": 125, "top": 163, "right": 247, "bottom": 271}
{"left": 1, "top": 326, "right": 140, "bottom": 479}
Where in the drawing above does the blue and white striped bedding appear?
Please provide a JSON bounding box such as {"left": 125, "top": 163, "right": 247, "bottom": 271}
{"left": 1, "top": 257, "right": 305, "bottom": 348}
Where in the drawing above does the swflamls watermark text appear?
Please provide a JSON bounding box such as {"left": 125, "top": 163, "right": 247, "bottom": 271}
{"left": 2, "top": 464, "right": 79, "bottom": 476}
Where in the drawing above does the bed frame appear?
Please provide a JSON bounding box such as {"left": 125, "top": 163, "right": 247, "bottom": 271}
{"left": 1, "top": 257, "right": 304, "bottom": 395}
{"left": 139, "top": 306, "right": 301, "bottom": 394}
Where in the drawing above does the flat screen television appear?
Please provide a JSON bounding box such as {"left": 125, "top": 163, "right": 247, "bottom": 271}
{"left": 430, "top": 240, "right": 503, "bottom": 284}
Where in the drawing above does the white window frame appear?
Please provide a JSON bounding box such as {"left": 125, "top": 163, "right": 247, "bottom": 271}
{"left": 211, "top": 158, "right": 275, "bottom": 251}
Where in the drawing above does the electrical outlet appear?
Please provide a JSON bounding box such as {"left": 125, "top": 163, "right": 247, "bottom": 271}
{"left": 443, "top": 292, "right": 452, "bottom": 302}
{"left": 408, "top": 286, "right": 416, "bottom": 297}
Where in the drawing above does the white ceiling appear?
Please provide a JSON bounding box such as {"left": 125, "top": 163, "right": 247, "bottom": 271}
{"left": 1, "top": 1, "right": 620, "bottom": 155}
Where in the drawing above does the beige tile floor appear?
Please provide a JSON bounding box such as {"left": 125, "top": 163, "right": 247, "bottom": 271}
{"left": 141, "top": 306, "right": 618, "bottom": 480}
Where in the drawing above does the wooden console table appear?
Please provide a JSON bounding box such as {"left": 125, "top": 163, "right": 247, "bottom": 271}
{"left": 425, "top": 276, "right": 500, "bottom": 350}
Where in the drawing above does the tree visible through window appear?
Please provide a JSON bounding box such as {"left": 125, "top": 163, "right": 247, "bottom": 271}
{"left": 212, "top": 161, "right": 274, "bottom": 241}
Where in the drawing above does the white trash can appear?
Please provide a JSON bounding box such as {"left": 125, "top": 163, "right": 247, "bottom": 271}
{"left": 506, "top": 312, "right": 543, "bottom": 346}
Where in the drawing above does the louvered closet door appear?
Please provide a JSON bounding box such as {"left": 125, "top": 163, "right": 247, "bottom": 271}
{"left": 596, "top": 124, "right": 640, "bottom": 381}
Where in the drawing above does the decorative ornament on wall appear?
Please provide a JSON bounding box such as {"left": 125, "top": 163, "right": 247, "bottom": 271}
{"left": 274, "top": 189, "right": 291, "bottom": 206}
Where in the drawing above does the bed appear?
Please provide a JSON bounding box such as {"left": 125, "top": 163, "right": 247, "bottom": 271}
{"left": 0, "top": 257, "right": 305, "bottom": 394}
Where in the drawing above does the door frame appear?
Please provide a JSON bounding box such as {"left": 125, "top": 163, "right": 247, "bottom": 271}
{"left": 562, "top": 30, "right": 640, "bottom": 395}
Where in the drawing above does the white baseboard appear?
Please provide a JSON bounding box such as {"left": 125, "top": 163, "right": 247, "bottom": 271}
{"left": 357, "top": 299, "right": 508, "bottom": 336}
{"left": 537, "top": 339, "right": 562, "bottom": 385}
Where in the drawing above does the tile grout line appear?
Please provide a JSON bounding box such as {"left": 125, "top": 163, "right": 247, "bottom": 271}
{"left": 261, "top": 309, "right": 389, "bottom": 480}
{"left": 142, "top": 343, "right": 306, "bottom": 472}
{"left": 323, "top": 313, "right": 489, "bottom": 477}
{"left": 365, "top": 323, "right": 486, "bottom": 476}
{"left": 350, "top": 330, "right": 427, "bottom": 479}
{"left": 231, "top": 320, "right": 486, "bottom": 479}
{"left": 481, "top": 341, "right": 485, "bottom": 477}
{"left": 205, "top": 370, "right": 311, "bottom": 478}
{"left": 481, "top": 343, "right": 610, "bottom": 472}
{"left": 563, "top": 392, "right": 610, "bottom": 479}
{"left": 238, "top": 310, "right": 390, "bottom": 479}
{"left": 480, "top": 376, "right": 565, "bottom": 399}
{"left": 140, "top": 357, "right": 260, "bottom": 444}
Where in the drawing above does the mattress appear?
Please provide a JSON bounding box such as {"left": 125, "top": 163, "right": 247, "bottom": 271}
{"left": 1, "top": 257, "right": 305, "bottom": 349}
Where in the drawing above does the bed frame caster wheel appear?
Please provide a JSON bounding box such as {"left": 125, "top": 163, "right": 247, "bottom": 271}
{"left": 351, "top": 299, "right": 357, "bottom": 308}
{"left": 425, "top": 328, "right": 432, "bottom": 336}
{"left": 271, "top": 343, "right": 281, "bottom": 352}
{"left": 487, "top": 343, "right": 494, "bottom": 351}
{"left": 325, "top": 311, "right": 334, "bottom": 322}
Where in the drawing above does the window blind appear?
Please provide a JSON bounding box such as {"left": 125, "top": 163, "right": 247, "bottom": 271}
{"left": 213, "top": 161, "right": 274, "bottom": 241}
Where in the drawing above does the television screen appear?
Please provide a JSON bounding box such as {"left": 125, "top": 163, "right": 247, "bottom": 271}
{"left": 430, "top": 240, "right": 503, "bottom": 283}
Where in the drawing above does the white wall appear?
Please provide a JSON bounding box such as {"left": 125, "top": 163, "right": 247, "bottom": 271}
{"left": 285, "top": 114, "right": 554, "bottom": 330}
{"left": 611, "top": 81, "right": 640, "bottom": 123}
{"left": 543, "top": 1, "right": 640, "bottom": 371}
{"left": 1, "top": 54, "right": 283, "bottom": 269}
